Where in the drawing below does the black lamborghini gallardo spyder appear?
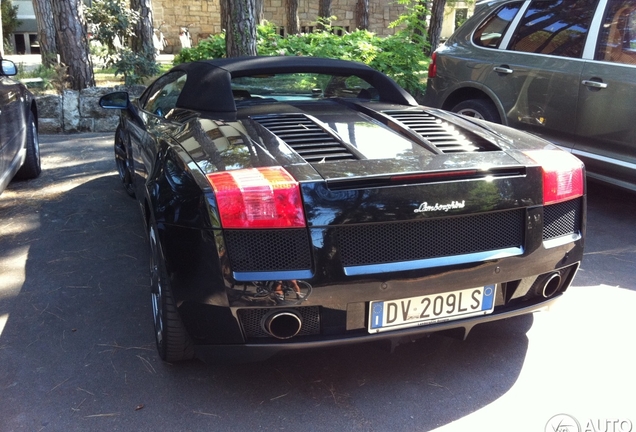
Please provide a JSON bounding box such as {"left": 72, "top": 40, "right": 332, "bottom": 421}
{"left": 100, "top": 56, "right": 585, "bottom": 362}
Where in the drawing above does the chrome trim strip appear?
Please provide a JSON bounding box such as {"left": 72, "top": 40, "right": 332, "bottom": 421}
{"left": 233, "top": 269, "right": 314, "bottom": 282}
{"left": 543, "top": 233, "right": 582, "bottom": 249}
{"left": 499, "top": 0, "right": 530, "bottom": 49}
{"left": 583, "top": 0, "right": 608, "bottom": 60}
{"left": 571, "top": 149, "right": 636, "bottom": 171}
{"left": 343, "top": 247, "right": 524, "bottom": 276}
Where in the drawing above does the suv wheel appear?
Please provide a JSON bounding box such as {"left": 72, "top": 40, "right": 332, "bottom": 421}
{"left": 451, "top": 99, "right": 501, "bottom": 123}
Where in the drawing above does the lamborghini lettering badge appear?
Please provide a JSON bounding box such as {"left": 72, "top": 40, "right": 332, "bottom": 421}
{"left": 414, "top": 200, "right": 465, "bottom": 213}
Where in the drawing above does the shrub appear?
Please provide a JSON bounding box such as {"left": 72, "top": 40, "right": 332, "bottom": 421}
{"left": 86, "top": 0, "right": 158, "bottom": 85}
{"left": 173, "top": 22, "right": 429, "bottom": 97}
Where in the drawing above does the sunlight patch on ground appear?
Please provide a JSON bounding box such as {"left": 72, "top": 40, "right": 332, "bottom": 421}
{"left": 0, "top": 246, "right": 29, "bottom": 300}
{"left": 0, "top": 313, "right": 8, "bottom": 338}
{"left": 0, "top": 215, "right": 40, "bottom": 238}
{"left": 433, "top": 285, "right": 636, "bottom": 432}
{"left": 0, "top": 171, "right": 118, "bottom": 205}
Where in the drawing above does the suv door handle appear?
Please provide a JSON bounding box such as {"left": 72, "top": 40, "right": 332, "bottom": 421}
{"left": 493, "top": 66, "right": 514, "bottom": 74}
{"left": 582, "top": 80, "right": 608, "bottom": 89}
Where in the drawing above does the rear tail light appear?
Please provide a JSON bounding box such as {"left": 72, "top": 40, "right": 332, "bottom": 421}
{"left": 428, "top": 52, "right": 437, "bottom": 78}
{"left": 524, "top": 150, "right": 584, "bottom": 205}
{"left": 207, "top": 167, "right": 306, "bottom": 228}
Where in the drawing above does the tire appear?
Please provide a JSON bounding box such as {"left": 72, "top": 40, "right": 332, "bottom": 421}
{"left": 15, "top": 111, "right": 41, "bottom": 180}
{"left": 451, "top": 99, "right": 501, "bottom": 123}
{"left": 114, "top": 126, "right": 136, "bottom": 198}
{"left": 149, "top": 221, "right": 194, "bottom": 362}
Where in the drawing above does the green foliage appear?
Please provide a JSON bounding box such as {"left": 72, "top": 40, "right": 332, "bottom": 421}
{"left": 115, "top": 48, "right": 160, "bottom": 85}
{"left": 1, "top": 0, "right": 20, "bottom": 35}
{"left": 16, "top": 63, "right": 70, "bottom": 94}
{"left": 86, "top": 0, "right": 158, "bottom": 85}
{"left": 173, "top": 22, "right": 429, "bottom": 97}
{"left": 2, "top": 0, "right": 21, "bottom": 53}
{"left": 86, "top": 0, "right": 139, "bottom": 62}
{"left": 174, "top": 32, "right": 226, "bottom": 63}
{"left": 389, "top": 0, "right": 429, "bottom": 45}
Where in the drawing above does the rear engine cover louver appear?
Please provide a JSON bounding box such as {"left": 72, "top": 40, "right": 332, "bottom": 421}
{"left": 386, "top": 111, "right": 500, "bottom": 153}
{"left": 251, "top": 114, "right": 358, "bottom": 162}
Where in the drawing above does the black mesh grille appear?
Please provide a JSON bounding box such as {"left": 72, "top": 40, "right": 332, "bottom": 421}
{"left": 238, "top": 307, "right": 321, "bottom": 338}
{"left": 251, "top": 114, "right": 358, "bottom": 162}
{"left": 224, "top": 229, "right": 312, "bottom": 272}
{"left": 336, "top": 210, "right": 525, "bottom": 267}
{"left": 386, "top": 111, "right": 500, "bottom": 153}
{"left": 543, "top": 198, "right": 582, "bottom": 241}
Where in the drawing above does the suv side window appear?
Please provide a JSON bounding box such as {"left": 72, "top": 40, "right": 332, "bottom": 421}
{"left": 595, "top": 0, "right": 636, "bottom": 65}
{"left": 144, "top": 72, "right": 187, "bottom": 117}
{"left": 473, "top": 2, "right": 523, "bottom": 48}
{"left": 509, "top": 0, "right": 599, "bottom": 58}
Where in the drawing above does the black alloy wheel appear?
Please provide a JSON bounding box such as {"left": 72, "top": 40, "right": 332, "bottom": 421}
{"left": 149, "top": 221, "right": 194, "bottom": 362}
{"left": 114, "top": 127, "right": 136, "bottom": 197}
{"left": 15, "top": 111, "right": 41, "bottom": 180}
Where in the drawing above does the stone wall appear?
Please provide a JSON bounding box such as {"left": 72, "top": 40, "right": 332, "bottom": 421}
{"left": 152, "top": 0, "right": 407, "bottom": 53}
{"left": 36, "top": 86, "right": 146, "bottom": 134}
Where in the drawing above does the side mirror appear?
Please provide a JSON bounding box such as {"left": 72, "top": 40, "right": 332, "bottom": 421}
{"left": 1, "top": 59, "right": 17, "bottom": 76}
{"left": 99, "top": 91, "right": 130, "bottom": 109}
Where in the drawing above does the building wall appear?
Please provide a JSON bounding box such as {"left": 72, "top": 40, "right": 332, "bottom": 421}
{"left": 152, "top": 0, "right": 409, "bottom": 53}
{"left": 10, "top": 0, "right": 473, "bottom": 56}
{"left": 440, "top": 2, "right": 474, "bottom": 39}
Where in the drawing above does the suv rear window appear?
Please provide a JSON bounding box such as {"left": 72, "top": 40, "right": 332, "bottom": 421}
{"left": 473, "top": 2, "right": 523, "bottom": 48}
{"left": 509, "top": 0, "right": 599, "bottom": 58}
{"left": 595, "top": 0, "right": 636, "bottom": 65}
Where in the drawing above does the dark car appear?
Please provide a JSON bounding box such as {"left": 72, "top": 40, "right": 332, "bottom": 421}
{"left": 100, "top": 56, "right": 585, "bottom": 363}
{"left": 0, "top": 58, "right": 40, "bottom": 194}
{"left": 425, "top": 0, "right": 636, "bottom": 192}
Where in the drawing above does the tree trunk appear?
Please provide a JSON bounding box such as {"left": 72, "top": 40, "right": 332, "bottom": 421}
{"left": 285, "top": 0, "right": 299, "bottom": 35}
{"left": 317, "top": 0, "right": 331, "bottom": 30}
{"left": 0, "top": 6, "right": 3, "bottom": 57}
{"left": 255, "top": 0, "right": 264, "bottom": 25}
{"left": 223, "top": 0, "right": 257, "bottom": 57}
{"left": 32, "top": 0, "right": 58, "bottom": 67}
{"left": 355, "top": 0, "right": 369, "bottom": 30}
{"left": 51, "top": 0, "right": 94, "bottom": 89}
{"left": 221, "top": 0, "right": 228, "bottom": 33}
{"left": 428, "top": 0, "right": 447, "bottom": 56}
{"left": 130, "top": 0, "right": 154, "bottom": 56}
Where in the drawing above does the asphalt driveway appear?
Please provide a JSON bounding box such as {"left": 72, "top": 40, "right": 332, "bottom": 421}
{"left": 0, "top": 134, "right": 634, "bottom": 431}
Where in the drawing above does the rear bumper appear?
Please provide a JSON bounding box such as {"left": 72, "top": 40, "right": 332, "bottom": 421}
{"left": 195, "top": 294, "right": 561, "bottom": 363}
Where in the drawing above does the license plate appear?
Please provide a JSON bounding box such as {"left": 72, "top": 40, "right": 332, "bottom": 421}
{"left": 368, "top": 285, "right": 496, "bottom": 333}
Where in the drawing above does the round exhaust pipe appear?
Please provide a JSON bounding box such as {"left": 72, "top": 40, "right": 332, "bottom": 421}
{"left": 263, "top": 311, "right": 302, "bottom": 339}
{"left": 542, "top": 272, "right": 562, "bottom": 298}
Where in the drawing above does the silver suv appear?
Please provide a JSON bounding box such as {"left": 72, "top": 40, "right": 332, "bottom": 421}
{"left": 425, "top": 0, "right": 636, "bottom": 192}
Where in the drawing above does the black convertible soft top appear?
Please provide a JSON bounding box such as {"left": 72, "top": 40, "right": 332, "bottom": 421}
{"left": 171, "top": 56, "right": 418, "bottom": 112}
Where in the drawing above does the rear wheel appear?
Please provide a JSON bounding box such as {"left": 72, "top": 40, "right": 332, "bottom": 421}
{"left": 114, "top": 126, "right": 135, "bottom": 197}
{"left": 15, "top": 111, "right": 41, "bottom": 180}
{"left": 451, "top": 99, "right": 501, "bottom": 123}
{"left": 149, "top": 221, "right": 194, "bottom": 362}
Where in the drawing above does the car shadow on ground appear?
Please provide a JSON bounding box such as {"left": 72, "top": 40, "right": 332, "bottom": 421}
{"left": 0, "top": 134, "right": 532, "bottom": 431}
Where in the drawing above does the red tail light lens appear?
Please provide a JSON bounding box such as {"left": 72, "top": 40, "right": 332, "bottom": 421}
{"left": 207, "top": 167, "right": 306, "bottom": 228}
{"left": 428, "top": 52, "right": 437, "bottom": 78}
{"left": 524, "top": 150, "right": 584, "bottom": 205}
